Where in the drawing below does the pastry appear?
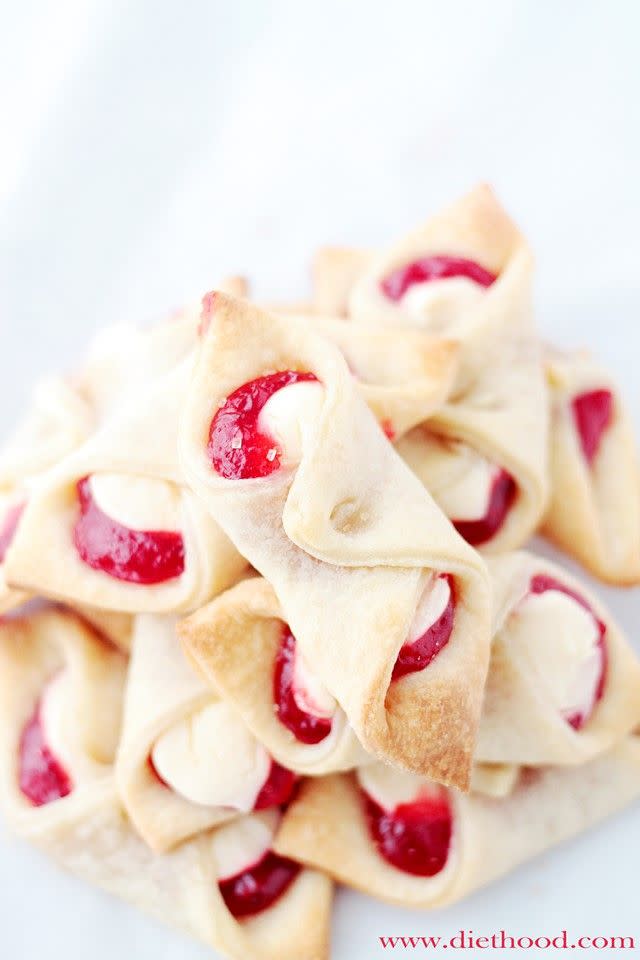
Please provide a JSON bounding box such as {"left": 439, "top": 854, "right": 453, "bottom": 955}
{"left": 274, "top": 738, "right": 640, "bottom": 908}
{"left": 180, "top": 577, "right": 369, "bottom": 776}
{"left": 475, "top": 551, "right": 640, "bottom": 765}
{"left": 179, "top": 292, "right": 491, "bottom": 788}
{"left": 117, "top": 611, "right": 297, "bottom": 851}
{"left": 4, "top": 360, "right": 246, "bottom": 612}
{"left": 315, "top": 187, "right": 548, "bottom": 552}
{"left": 542, "top": 348, "right": 640, "bottom": 584}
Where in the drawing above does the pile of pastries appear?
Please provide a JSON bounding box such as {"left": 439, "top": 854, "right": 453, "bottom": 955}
{"left": 1, "top": 184, "right": 640, "bottom": 960}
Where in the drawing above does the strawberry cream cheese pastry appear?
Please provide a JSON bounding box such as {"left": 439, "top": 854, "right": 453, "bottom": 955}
{"left": 476, "top": 552, "right": 640, "bottom": 766}
{"left": 274, "top": 737, "right": 640, "bottom": 909}
{"left": 180, "top": 577, "right": 369, "bottom": 776}
{"left": 117, "top": 611, "right": 298, "bottom": 852}
{"left": 312, "top": 187, "right": 549, "bottom": 551}
{"left": 4, "top": 360, "right": 246, "bottom": 613}
{"left": 542, "top": 348, "right": 640, "bottom": 584}
{"left": 179, "top": 292, "right": 491, "bottom": 788}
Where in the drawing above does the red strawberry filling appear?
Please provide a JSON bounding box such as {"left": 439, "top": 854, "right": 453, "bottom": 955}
{"left": 73, "top": 475, "right": 185, "bottom": 584}
{"left": 529, "top": 574, "right": 607, "bottom": 729}
{"left": 381, "top": 255, "right": 497, "bottom": 302}
{"left": 452, "top": 468, "right": 516, "bottom": 546}
{"left": 392, "top": 575, "right": 455, "bottom": 681}
{"left": 572, "top": 389, "right": 614, "bottom": 465}
{"left": 0, "top": 501, "right": 25, "bottom": 563}
{"left": 19, "top": 700, "right": 72, "bottom": 806}
{"left": 209, "top": 371, "right": 319, "bottom": 480}
{"left": 253, "top": 760, "right": 298, "bottom": 810}
{"left": 218, "top": 850, "right": 300, "bottom": 918}
{"left": 273, "top": 626, "right": 333, "bottom": 745}
{"left": 363, "top": 787, "right": 452, "bottom": 877}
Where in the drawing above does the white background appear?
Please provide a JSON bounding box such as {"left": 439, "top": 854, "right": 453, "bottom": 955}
{"left": 1, "top": 1, "right": 640, "bottom": 957}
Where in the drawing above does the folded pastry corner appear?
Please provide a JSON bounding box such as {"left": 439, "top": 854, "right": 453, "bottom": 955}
{"left": 476, "top": 551, "right": 640, "bottom": 766}
{"left": 4, "top": 360, "right": 246, "bottom": 613}
{"left": 274, "top": 738, "right": 640, "bottom": 909}
{"left": 542, "top": 348, "right": 640, "bottom": 585}
{"left": 179, "top": 292, "right": 491, "bottom": 788}
{"left": 180, "top": 576, "right": 369, "bottom": 776}
{"left": 117, "top": 611, "right": 299, "bottom": 852}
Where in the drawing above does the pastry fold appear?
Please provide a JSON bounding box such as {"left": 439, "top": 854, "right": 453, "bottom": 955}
{"left": 117, "top": 611, "right": 284, "bottom": 851}
{"left": 4, "top": 360, "right": 246, "bottom": 613}
{"left": 274, "top": 739, "right": 640, "bottom": 909}
{"left": 476, "top": 551, "right": 640, "bottom": 766}
{"left": 179, "top": 293, "right": 491, "bottom": 788}
{"left": 542, "top": 348, "right": 640, "bottom": 584}
{"left": 180, "top": 576, "right": 369, "bottom": 775}
{"left": 293, "top": 313, "right": 459, "bottom": 442}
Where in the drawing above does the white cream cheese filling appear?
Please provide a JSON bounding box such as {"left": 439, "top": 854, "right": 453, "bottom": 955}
{"left": 39, "top": 671, "right": 105, "bottom": 783}
{"left": 511, "top": 588, "right": 603, "bottom": 725}
{"left": 212, "top": 808, "right": 280, "bottom": 881}
{"left": 89, "top": 473, "right": 181, "bottom": 532}
{"left": 408, "top": 574, "right": 451, "bottom": 643}
{"left": 292, "top": 649, "right": 336, "bottom": 719}
{"left": 258, "top": 380, "right": 325, "bottom": 466}
{"left": 151, "top": 700, "right": 271, "bottom": 810}
{"left": 357, "top": 762, "right": 444, "bottom": 812}
{"left": 399, "top": 276, "right": 485, "bottom": 336}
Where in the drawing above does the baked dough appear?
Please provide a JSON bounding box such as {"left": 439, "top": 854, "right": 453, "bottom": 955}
{"left": 274, "top": 738, "right": 640, "bottom": 909}
{"left": 179, "top": 292, "right": 491, "bottom": 788}
{"left": 180, "top": 576, "right": 369, "bottom": 776}
{"left": 542, "top": 348, "right": 640, "bottom": 584}
{"left": 4, "top": 360, "right": 246, "bottom": 613}
{"left": 117, "top": 612, "right": 283, "bottom": 851}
